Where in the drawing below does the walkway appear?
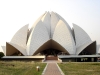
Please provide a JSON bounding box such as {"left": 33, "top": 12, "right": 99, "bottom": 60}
{"left": 44, "top": 60, "right": 60, "bottom": 63}
{"left": 42, "top": 63, "right": 64, "bottom": 75}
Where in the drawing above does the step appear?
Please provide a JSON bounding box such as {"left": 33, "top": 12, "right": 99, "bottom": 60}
{"left": 46, "top": 56, "right": 58, "bottom": 60}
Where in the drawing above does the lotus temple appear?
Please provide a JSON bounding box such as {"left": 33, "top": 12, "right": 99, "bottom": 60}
{"left": 0, "top": 11, "right": 100, "bottom": 62}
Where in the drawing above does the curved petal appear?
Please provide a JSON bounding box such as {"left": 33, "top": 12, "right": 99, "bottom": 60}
{"left": 77, "top": 41, "right": 96, "bottom": 55}
{"left": 6, "top": 42, "right": 27, "bottom": 55}
{"left": 6, "top": 42, "right": 20, "bottom": 56}
{"left": 53, "top": 20, "right": 76, "bottom": 54}
{"left": 11, "top": 24, "right": 28, "bottom": 49}
{"left": 73, "top": 24, "right": 92, "bottom": 48}
{"left": 51, "top": 12, "right": 60, "bottom": 37}
{"left": 42, "top": 12, "right": 51, "bottom": 37}
{"left": 1, "top": 46, "right": 6, "bottom": 56}
{"left": 27, "top": 21, "right": 50, "bottom": 55}
{"left": 29, "top": 13, "right": 46, "bottom": 37}
{"left": 56, "top": 13, "right": 72, "bottom": 34}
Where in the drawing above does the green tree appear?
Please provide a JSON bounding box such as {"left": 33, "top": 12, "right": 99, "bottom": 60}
{"left": 0, "top": 52, "right": 4, "bottom": 58}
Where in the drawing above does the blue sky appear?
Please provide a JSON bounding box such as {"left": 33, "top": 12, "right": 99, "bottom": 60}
{"left": 0, "top": 0, "right": 100, "bottom": 46}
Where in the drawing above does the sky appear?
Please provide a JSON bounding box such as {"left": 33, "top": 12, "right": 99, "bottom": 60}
{"left": 0, "top": 0, "right": 100, "bottom": 46}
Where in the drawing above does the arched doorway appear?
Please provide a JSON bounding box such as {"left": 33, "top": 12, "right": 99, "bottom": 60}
{"left": 33, "top": 39, "right": 69, "bottom": 56}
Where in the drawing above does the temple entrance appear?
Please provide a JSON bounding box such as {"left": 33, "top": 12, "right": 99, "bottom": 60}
{"left": 40, "top": 49, "right": 62, "bottom": 60}
{"left": 41, "top": 49, "right": 62, "bottom": 56}
{"left": 33, "top": 39, "right": 70, "bottom": 55}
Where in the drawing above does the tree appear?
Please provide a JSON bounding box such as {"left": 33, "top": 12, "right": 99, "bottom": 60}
{"left": 0, "top": 52, "right": 4, "bottom": 58}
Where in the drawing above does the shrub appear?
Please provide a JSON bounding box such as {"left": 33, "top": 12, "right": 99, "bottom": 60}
{"left": 0, "top": 52, "right": 4, "bottom": 58}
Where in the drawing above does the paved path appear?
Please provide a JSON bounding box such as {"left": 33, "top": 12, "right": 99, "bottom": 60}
{"left": 44, "top": 60, "right": 60, "bottom": 63}
{"left": 42, "top": 63, "right": 63, "bottom": 75}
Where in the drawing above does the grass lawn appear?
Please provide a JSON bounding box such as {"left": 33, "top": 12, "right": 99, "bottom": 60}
{"left": 0, "top": 61, "right": 46, "bottom": 75}
{"left": 58, "top": 62, "right": 100, "bottom": 75}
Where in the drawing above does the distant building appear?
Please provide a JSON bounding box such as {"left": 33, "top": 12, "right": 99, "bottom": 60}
{"left": 1, "top": 12, "right": 100, "bottom": 62}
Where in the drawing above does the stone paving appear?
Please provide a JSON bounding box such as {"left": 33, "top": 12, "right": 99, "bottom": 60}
{"left": 44, "top": 60, "right": 60, "bottom": 63}
{"left": 42, "top": 63, "right": 64, "bottom": 75}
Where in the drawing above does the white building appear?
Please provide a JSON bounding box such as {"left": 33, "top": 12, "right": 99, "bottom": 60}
{"left": 1, "top": 12, "right": 99, "bottom": 62}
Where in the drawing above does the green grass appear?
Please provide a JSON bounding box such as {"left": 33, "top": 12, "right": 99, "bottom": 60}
{"left": 58, "top": 62, "right": 100, "bottom": 75}
{"left": 0, "top": 61, "right": 46, "bottom": 75}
